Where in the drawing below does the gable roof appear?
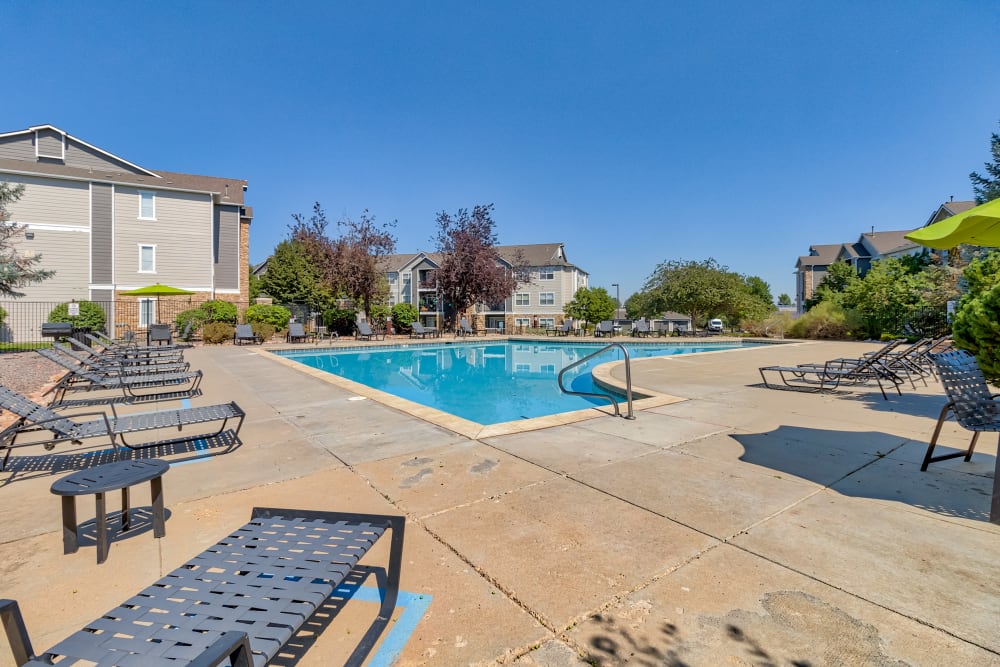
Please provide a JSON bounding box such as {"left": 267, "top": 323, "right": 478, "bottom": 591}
{"left": 861, "top": 230, "right": 918, "bottom": 256}
{"left": 796, "top": 243, "right": 842, "bottom": 268}
{"left": 922, "top": 199, "right": 977, "bottom": 227}
{"left": 0, "top": 125, "right": 247, "bottom": 205}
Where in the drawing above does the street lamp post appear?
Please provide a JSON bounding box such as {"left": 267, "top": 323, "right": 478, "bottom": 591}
{"left": 611, "top": 283, "right": 620, "bottom": 319}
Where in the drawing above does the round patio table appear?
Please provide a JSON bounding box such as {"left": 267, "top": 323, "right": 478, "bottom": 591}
{"left": 50, "top": 459, "right": 169, "bottom": 564}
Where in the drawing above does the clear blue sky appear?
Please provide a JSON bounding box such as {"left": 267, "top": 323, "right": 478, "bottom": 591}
{"left": 5, "top": 1, "right": 1000, "bottom": 302}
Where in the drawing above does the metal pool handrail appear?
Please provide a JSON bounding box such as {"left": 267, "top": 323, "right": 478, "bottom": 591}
{"left": 557, "top": 342, "right": 635, "bottom": 420}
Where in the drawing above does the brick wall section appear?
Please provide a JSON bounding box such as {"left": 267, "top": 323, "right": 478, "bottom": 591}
{"left": 239, "top": 214, "right": 251, "bottom": 303}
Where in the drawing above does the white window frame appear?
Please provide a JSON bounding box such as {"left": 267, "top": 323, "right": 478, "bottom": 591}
{"left": 139, "top": 191, "right": 156, "bottom": 220}
{"left": 139, "top": 244, "right": 156, "bottom": 273}
{"left": 515, "top": 363, "right": 531, "bottom": 373}
{"left": 539, "top": 317, "right": 555, "bottom": 328}
{"left": 539, "top": 267, "right": 554, "bottom": 280}
{"left": 540, "top": 363, "right": 556, "bottom": 374}
{"left": 515, "top": 317, "right": 530, "bottom": 327}
{"left": 138, "top": 298, "right": 156, "bottom": 328}
{"left": 515, "top": 292, "right": 530, "bottom": 306}
{"left": 539, "top": 292, "right": 555, "bottom": 306}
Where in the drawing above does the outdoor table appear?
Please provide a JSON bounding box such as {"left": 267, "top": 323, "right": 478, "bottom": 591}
{"left": 50, "top": 459, "right": 169, "bottom": 564}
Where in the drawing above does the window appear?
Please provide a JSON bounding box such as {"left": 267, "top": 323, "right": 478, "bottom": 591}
{"left": 540, "top": 317, "right": 555, "bottom": 328}
{"left": 139, "top": 244, "right": 156, "bottom": 273}
{"left": 515, "top": 363, "right": 531, "bottom": 373}
{"left": 515, "top": 293, "right": 530, "bottom": 306}
{"left": 540, "top": 292, "right": 555, "bottom": 306}
{"left": 539, "top": 267, "right": 554, "bottom": 280}
{"left": 540, "top": 364, "right": 556, "bottom": 374}
{"left": 138, "top": 298, "right": 156, "bottom": 328}
{"left": 139, "top": 191, "right": 156, "bottom": 220}
{"left": 515, "top": 318, "right": 530, "bottom": 327}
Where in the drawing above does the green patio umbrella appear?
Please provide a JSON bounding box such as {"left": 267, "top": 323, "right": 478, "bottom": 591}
{"left": 905, "top": 198, "right": 1000, "bottom": 249}
{"left": 120, "top": 283, "right": 195, "bottom": 324}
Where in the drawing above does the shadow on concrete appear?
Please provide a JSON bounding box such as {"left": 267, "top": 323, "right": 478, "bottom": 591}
{"left": 74, "top": 506, "right": 175, "bottom": 549}
{"left": 732, "top": 425, "right": 994, "bottom": 522}
{"left": 0, "top": 430, "right": 241, "bottom": 487}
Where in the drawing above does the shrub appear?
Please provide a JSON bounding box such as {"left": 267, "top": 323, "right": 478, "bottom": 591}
{"left": 245, "top": 304, "right": 291, "bottom": 329}
{"left": 740, "top": 311, "right": 792, "bottom": 338}
{"left": 368, "top": 304, "right": 391, "bottom": 327}
{"left": 47, "top": 300, "right": 107, "bottom": 332}
{"left": 175, "top": 308, "right": 208, "bottom": 336}
{"left": 199, "top": 300, "right": 238, "bottom": 324}
{"left": 0, "top": 305, "right": 6, "bottom": 327}
{"left": 952, "top": 282, "right": 1000, "bottom": 383}
{"left": 251, "top": 321, "right": 276, "bottom": 342}
{"left": 324, "top": 307, "right": 357, "bottom": 336}
{"left": 391, "top": 303, "right": 419, "bottom": 331}
{"left": 201, "top": 321, "right": 235, "bottom": 344}
{"left": 787, "top": 301, "right": 865, "bottom": 340}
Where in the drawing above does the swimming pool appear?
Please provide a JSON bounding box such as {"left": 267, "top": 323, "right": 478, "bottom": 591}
{"left": 275, "top": 339, "right": 760, "bottom": 426}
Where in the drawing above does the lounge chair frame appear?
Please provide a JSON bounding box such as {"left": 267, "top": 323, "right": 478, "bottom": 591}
{"left": 286, "top": 322, "right": 308, "bottom": 343}
{"left": 1, "top": 507, "right": 404, "bottom": 666}
{"left": 759, "top": 339, "right": 907, "bottom": 400}
{"left": 0, "top": 385, "right": 244, "bottom": 470}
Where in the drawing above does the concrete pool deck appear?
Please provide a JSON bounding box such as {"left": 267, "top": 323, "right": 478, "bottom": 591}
{"left": 0, "top": 338, "right": 998, "bottom": 665}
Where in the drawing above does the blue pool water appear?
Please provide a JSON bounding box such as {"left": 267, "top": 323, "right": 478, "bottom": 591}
{"left": 276, "top": 340, "right": 757, "bottom": 425}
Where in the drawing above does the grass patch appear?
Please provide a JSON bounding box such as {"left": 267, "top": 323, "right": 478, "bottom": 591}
{"left": 0, "top": 342, "right": 52, "bottom": 353}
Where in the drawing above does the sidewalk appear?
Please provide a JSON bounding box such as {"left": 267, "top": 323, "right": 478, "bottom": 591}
{"left": 1, "top": 339, "right": 997, "bottom": 666}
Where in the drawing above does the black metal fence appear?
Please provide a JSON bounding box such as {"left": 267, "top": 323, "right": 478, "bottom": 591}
{"left": 0, "top": 300, "right": 252, "bottom": 350}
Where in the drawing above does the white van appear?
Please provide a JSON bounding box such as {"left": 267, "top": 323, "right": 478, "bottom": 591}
{"left": 708, "top": 318, "right": 724, "bottom": 332}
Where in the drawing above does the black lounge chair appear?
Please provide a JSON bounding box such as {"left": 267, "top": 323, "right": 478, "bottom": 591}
{"left": 49, "top": 343, "right": 191, "bottom": 376}
{"left": 65, "top": 337, "right": 186, "bottom": 369}
{"left": 595, "top": 321, "right": 615, "bottom": 337}
{"left": 410, "top": 322, "right": 436, "bottom": 338}
{"left": 0, "top": 507, "right": 404, "bottom": 666}
{"left": 632, "top": 321, "right": 651, "bottom": 337}
{"left": 920, "top": 349, "right": 1000, "bottom": 524}
{"left": 547, "top": 321, "right": 573, "bottom": 336}
{"left": 356, "top": 321, "right": 385, "bottom": 341}
{"left": 36, "top": 348, "right": 203, "bottom": 405}
{"left": 0, "top": 385, "right": 244, "bottom": 470}
{"left": 758, "top": 339, "right": 907, "bottom": 400}
{"left": 286, "top": 322, "right": 308, "bottom": 343}
{"left": 457, "top": 317, "right": 484, "bottom": 337}
{"left": 233, "top": 324, "right": 262, "bottom": 345}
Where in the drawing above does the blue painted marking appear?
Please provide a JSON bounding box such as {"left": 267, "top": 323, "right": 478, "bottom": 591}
{"left": 331, "top": 584, "right": 432, "bottom": 666}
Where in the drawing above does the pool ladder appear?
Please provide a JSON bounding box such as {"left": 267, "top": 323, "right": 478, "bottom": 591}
{"left": 557, "top": 342, "right": 635, "bottom": 420}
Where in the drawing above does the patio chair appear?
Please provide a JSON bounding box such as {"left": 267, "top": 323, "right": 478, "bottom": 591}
{"left": 51, "top": 342, "right": 191, "bottom": 376}
{"left": 88, "top": 331, "right": 186, "bottom": 355}
{"left": 456, "top": 318, "right": 481, "bottom": 336}
{"left": 147, "top": 324, "right": 173, "bottom": 346}
{"left": 547, "top": 321, "right": 573, "bottom": 336}
{"left": 233, "top": 324, "right": 262, "bottom": 345}
{"left": 286, "top": 322, "right": 308, "bottom": 343}
{"left": 632, "top": 320, "right": 651, "bottom": 337}
{"left": 356, "top": 321, "right": 384, "bottom": 341}
{"left": 595, "top": 321, "right": 615, "bottom": 337}
{"left": 65, "top": 337, "right": 185, "bottom": 368}
{"left": 758, "top": 339, "right": 907, "bottom": 400}
{"left": 36, "top": 348, "right": 204, "bottom": 405}
{"left": 0, "top": 385, "right": 244, "bottom": 471}
{"left": 920, "top": 349, "right": 1000, "bottom": 524}
{"left": 410, "top": 322, "right": 434, "bottom": 339}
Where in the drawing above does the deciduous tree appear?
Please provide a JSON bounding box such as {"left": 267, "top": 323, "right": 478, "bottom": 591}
{"left": 0, "top": 182, "right": 54, "bottom": 297}
{"left": 642, "top": 258, "right": 740, "bottom": 328}
{"left": 432, "top": 204, "right": 520, "bottom": 328}
{"left": 260, "top": 239, "right": 330, "bottom": 309}
{"left": 564, "top": 286, "right": 616, "bottom": 328}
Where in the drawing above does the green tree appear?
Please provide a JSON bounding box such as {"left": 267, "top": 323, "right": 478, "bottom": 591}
{"left": 564, "top": 286, "right": 616, "bottom": 328}
{"left": 970, "top": 121, "right": 1000, "bottom": 204}
{"left": 390, "top": 302, "right": 419, "bottom": 330}
{"left": 642, "top": 258, "right": 742, "bottom": 328}
{"left": 805, "top": 260, "right": 858, "bottom": 310}
{"left": 777, "top": 293, "right": 792, "bottom": 306}
{"left": 624, "top": 290, "right": 659, "bottom": 319}
{"left": 260, "top": 239, "right": 330, "bottom": 309}
{"left": 952, "top": 282, "right": 1000, "bottom": 382}
{"left": 1, "top": 182, "right": 55, "bottom": 297}
{"left": 841, "top": 258, "right": 919, "bottom": 338}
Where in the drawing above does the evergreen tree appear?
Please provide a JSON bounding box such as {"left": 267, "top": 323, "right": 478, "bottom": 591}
{"left": 970, "top": 121, "right": 1000, "bottom": 204}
